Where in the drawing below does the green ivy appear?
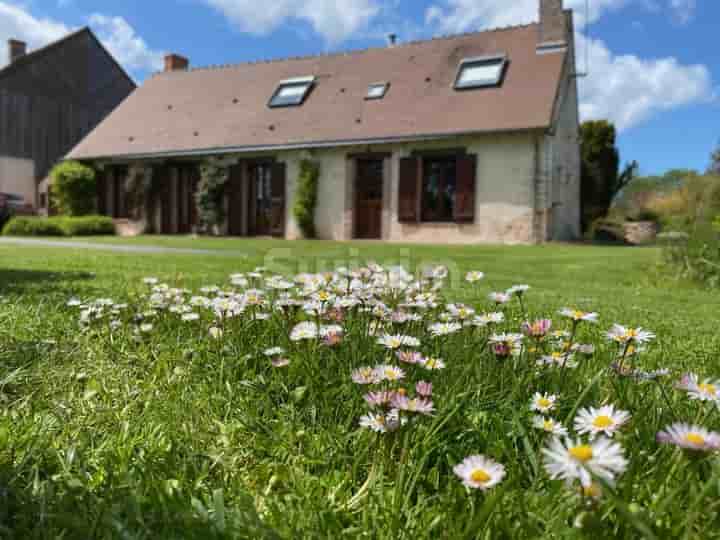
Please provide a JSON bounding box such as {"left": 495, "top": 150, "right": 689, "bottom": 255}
{"left": 196, "top": 161, "right": 229, "bottom": 233}
{"left": 49, "top": 161, "right": 96, "bottom": 216}
{"left": 293, "top": 159, "right": 319, "bottom": 238}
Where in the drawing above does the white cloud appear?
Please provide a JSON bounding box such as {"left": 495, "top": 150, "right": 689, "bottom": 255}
{"left": 669, "top": 0, "right": 696, "bottom": 24}
{"left": 0, "top": 1, "right": 70, "bottom": 67}
{"left": 0, "top": 2, "right": 162, "bottom": 76}
{"left": 88, "top": 14, "right": 164, "bottom": 73}
{"left": 203, "top": 0, "right": 380, "bottom": 44}
{"left": 424, "top": 0, "right": 629, "bottom": 34}
{"left": 577, "top": 33, "right": 713, "bottom": 130}
{"left": 424, "top": 0, "right": 714, "bottom": 131}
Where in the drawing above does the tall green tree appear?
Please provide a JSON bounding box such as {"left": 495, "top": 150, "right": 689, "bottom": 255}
{"left": 580, "top": 120, "right": 637, "bottom": 230}
{"left": 709, "top": 141, "right": 720, "bottom": 174}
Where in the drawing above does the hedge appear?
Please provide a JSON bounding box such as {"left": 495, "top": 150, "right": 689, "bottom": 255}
{"left": 2, "top": 216, "right": 115, "bottom": 237}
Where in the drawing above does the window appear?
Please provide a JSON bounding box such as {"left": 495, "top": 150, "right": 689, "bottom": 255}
{"left": 421, "top": 157, "right": 457, "bottom": 222}
{"left": 268, "top": 76, "right": 315, "bottom": 108}
{"left": 366, "top": 82, "right": 389, "bottom": 100}
{"left": 454, "top": 55, "right": 506, "bottom": 90}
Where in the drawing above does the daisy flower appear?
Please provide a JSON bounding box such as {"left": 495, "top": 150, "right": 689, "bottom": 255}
{"left": 606, "top": 324, "right": 655, "bottom": 345}
{"left": 143, "top": 277, "right": 159, "bottom": 285}
{"left": 419, "top": 357, "right": 446, "bottom": 370}
{"left": 271, "top": 358, "right": 290, "bottom": 368}
{"left": 374, "top": 365, "right": 406, "bottom": 382}
{"left": 139, "top": 323, "right": 153, "bottom": 333}
{"left": 465, "top": 271, "right": 485, "bottom": 283}
{"left": 263, "top": 347, "right": 286, "bottom": 357}
{"left": 364, "top": 390, "right": 396, "bottom": 408}
{"left": 559, "top": 308, "right": 599, "bottom": 324}
{"left": 488, "top": 292, "right": 511, "bottom": 305}
{"left": 532, "top": 416, "right": 568, "bottom": 436}
{"left": 416, "top": 381, "right": 433, "bottom": 397}
{"left": 542, "top": 437, "right": 628, "bottom": 487}
{"left": 352, "top": 366, "right": 381, "bottom": 385}
{"left": 446, "top": 304, "right": 476, "bottom": 320}
{"left": 657, "top": 423, "right": 720, "bottom": 452}
{"left": 506, "top": 284, "right": 530, "bottom": 296}
{"left": 531, "top": 392, "right": 557, "bottom": 413}
{"left": 181, "top": 312, "right": 200, "bottom": 322}
{"left": 429, "top": 322, "right": 462, "bottom": 337}
{"left": 538, "top": 351, "right": 577, "bottom": 369}
{"left": 521, "top": 319, "right": 552, "bottom": 339}
{"left": 391, "top": 395, "right": 435, "bottom": 415}
{"left": 677, "top": 373, "right": 720, "bottom": 402}
{"left": 290, "top": 321, "right": 318, "bottom": 341}
{"left": 359, "top": 411, "right": 401, "bottom": 433}
{"left": 574, "top": 404, "right": 631, "bottom": 439}
{"left": 470, "top": 312, "right": 505, "bottom": 327}
{"left": 396, "top": 351, "right": 424, "bottom": 365}
{"left": 377, "top": 334, "right": 421, "bottom": 350}
{"left": 453, "top": 455, "right": 506, "bottom": 491}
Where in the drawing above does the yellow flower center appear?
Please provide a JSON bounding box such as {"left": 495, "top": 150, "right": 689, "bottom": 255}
{"left": 685, "top": 433, "right": 705, "bottom": 445}
{"left": 552, "top": 351, "right": 563, "bottom": 359}
{"left": 543, "top": 420, "right": 554, "bottom": 431}
{"left": 592, "top": 415, "right": 614, "bottom": 429}
{"left": 470, "top": 469, "right": 491, "bottom": 484}
{"left": 573, "top": 311, "right": 584, "bottom": 319}
{"left": 582, "top": 483, "right": 602, "bottom": 498}
{"left": 385, "top": 369, "right": 398, "bottom": 379}
{"left": 537, "top": 398, "right": 552, "bottom": 409}
{"left": 569, "top": 445, "right": 594, "bottom": 462}
{"left": 699, "top": 383, "right": 716, "bottom": 395}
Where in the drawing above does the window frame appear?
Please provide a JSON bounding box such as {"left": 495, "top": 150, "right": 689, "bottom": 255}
{"left": 420, "top": 155, "right": 459, "bottom": 223}
{"left": 453, "top": 54, "right": 507, "bottom": 90}
{"left": 268, "top": 76, "right": 315, "bottom": 108}
{"left": 365, "top": 82, "right": 389, "bottom": 100}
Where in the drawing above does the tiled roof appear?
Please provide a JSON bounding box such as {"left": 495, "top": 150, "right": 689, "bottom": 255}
{"left": 69, "top": 23, "right": 566, "bottom": 160}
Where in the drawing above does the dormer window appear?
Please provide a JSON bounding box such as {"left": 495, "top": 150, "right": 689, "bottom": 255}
{"left": 269, "top": 76, "right": 315, "bottom": 108}
{"left": 366, "top": 82, "right": 389, "bottom": 100}
{"left": 454, "top": 55, "right": 507, "bottom": 90}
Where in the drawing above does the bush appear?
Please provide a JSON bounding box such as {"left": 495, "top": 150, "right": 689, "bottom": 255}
{"left": 626, "top": 208, "right": 660, "bottom": 222}
{"left": 659, "top": 223, "right": 720, "bottom": 287}
{"left": 2, "top": 217, "right": 66, "bottom": 236}
{"left": 50, "top": 161, "right": 97, "bottom": 216}
{"left": 293, "top": 159, "right": 319, "bottom": 238}
{"left": 1, "top": 216, "right": 115, "bottom": 237}
{"left": 587, "top": 216, "right": 626, "bottom": 243}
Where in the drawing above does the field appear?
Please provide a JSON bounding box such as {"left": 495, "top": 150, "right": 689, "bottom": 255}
{"left": 1, "top": 238, "right": 719, "bottom": 539}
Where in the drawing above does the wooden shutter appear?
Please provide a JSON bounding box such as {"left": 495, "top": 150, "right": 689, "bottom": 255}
{"left": 97, "top": 170, "right": 107, "bottom": 215}
{"left": 271, "top": 162, "right": 286, "bottom": 237}
{"left": 398, "top": 157, "right": 420, "bottom": 223}
{"left": 454, "top": 154, "right": 477, "bottom": 223}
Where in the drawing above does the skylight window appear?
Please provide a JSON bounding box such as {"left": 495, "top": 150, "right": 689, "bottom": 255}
{"left": 366, "top": 82, "right": 389, "bottom": 100}
{"left": 454, "top": 56, "right": 507, "bottom": 90}
{"left": 269, "top": 76, "right": 315, "bottom": 108}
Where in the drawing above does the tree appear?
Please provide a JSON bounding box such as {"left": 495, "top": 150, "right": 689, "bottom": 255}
{"left": 709, "top": 142, "right": 720, "bottom": 175}
{"left": 580, "top": 120, "right": 638, "bottom": 230}
{"left": 49, "top": 161, "right": 97, "bottom": 216}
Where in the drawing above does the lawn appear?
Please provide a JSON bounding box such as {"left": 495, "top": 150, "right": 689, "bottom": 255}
{"left": 0, "top": 239, "right": 719, "bottom": 538}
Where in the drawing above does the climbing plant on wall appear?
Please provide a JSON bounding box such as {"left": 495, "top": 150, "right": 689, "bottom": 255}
{"left": 196, "top": 160, "right": 229, "bottom": 233}
{"left": 293, "top": 159, "right": 319, "bottom": 238}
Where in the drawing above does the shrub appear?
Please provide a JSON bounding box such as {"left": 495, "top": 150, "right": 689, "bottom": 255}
{"left": 1, "top": 216, "right": 115, "bottom": 237}
{"left": 196, "top": 162, "right": 229, "bottom": 233}
{"left": 2, "top": 217, "right": 65, "bottom": 236}
{"left": 587, "top": 216, "right": 626, "bottom": 243}
{"left": 49, "top": 161, "right": 97, "bottom": 216}
{"left": 293, "top": 159, "right": 319, "bottom": 238}
{"left": 57, "top": 215, "right": 115, "bottom": 236}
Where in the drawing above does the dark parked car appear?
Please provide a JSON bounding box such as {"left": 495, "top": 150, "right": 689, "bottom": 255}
{"left": 0, "top": 192, "right": 33, "bottom": 229}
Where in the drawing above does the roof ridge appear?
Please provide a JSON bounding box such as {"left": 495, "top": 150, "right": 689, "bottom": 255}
{"left": 153, "top": 21, "right": 538, "bottom": 76}
{"left": 0, "top": 27, "right": 90, "bottom": 78}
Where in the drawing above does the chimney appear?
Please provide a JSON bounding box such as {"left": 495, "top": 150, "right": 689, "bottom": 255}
{"left": 8, "top": 39, "right": 27, "bottom": 64}
{"left": 538, "top": 0, "right": 567, "bottom": 45}
{"left": 386, "top": 33, "right": 397, "bottom": 47}
{"left": 164, "top": 53, "right": 189, "bottom": 72}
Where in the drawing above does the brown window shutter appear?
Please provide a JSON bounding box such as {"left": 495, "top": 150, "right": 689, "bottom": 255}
{"left": 398, "top": 157, "right": 419, "bottom": 222}
{"left": 97, "top": 171, "right": 107, "bottom": 215}
{"left": 454, "top": 154, "right": 477, "bottom": 223}
{"left": 271, "top": 162, "right": 286, "bottom": 237}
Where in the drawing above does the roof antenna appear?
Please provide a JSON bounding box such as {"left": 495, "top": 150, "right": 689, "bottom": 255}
{"left": 573, "top": 0, "right": 589, "bottom": 78}
{"left": 386, "top": 33, "right": 398, "bottom": 47}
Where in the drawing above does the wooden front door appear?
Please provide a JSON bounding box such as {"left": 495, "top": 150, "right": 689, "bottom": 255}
{"left": 248, "top": 162, "right": 285, "bottom": 237}
{"left": 227, "top": 164, "right": 245, "bottom": 236}
{"left": 354, "top": 159, "right": 384, "bottom": 239}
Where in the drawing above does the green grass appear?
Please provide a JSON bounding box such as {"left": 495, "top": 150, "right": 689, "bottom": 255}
{"left": 0, "top": 239, "right": 719, "bottom": 538}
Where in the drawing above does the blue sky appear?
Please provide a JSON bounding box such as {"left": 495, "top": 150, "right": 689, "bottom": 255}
{"left": 2, "top": 0, "right": 718, "bottom": 175}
